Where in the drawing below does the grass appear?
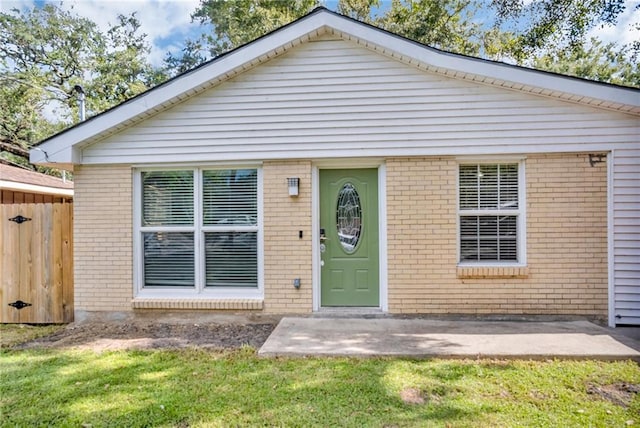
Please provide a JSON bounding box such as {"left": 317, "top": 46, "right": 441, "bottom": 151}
{"left": 1, "top": 329, "right": 639, "bottom": 427}
{"left": 0, "top": 323, "right": 65, "bottom": 348}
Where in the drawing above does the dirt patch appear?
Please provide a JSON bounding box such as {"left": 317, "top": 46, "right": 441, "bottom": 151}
{"left": 13, "top": 321, "right": 277, "bottom": 352}
{"left": 399, "top": 388, "right": 425, "bottom": 405}
{"left": 587, "top": 383, "right": 640, "bottom": 408}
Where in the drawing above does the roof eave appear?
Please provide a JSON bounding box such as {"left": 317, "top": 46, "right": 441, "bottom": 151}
{"left": 30, "top": 145, "right": 79, "bottom": 169}
{"left": 0, "top": 180, "right": 73, "bottom": 197}
{"left": 30, "top": 8, "right": 640, "bottom": 166}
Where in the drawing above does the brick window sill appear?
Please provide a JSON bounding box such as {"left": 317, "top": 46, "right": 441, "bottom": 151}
{"left": 457, "top": 266, "right": 529, "bottom": 279}
{"left": 131, "top": 298, "right": 263, "bottom": 310}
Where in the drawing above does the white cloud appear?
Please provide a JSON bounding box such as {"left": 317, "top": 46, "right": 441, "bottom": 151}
{"left": 1, "top": 0, "right": 204, "bottom": 66}
{"left": 587, "top": 3, "right": 640, "bottom": 47}
{"left": 3, "top": 0, "right": 638, "bottom": 67}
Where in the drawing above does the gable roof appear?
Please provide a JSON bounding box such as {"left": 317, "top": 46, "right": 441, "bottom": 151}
{"left": 31, "top": 7, "right": 640, "bottom": 168}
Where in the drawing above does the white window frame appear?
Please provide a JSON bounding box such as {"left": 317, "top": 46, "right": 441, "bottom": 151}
{"left": 133, "top": 166, "right": 264, "bottom": 299}
{"left": 456, "top": 158, "right": 526, "bottom": 267}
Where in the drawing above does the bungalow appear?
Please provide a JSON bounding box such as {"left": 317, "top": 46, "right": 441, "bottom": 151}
{"left": 31, "top": 8, "right": 639, "bottom": 326}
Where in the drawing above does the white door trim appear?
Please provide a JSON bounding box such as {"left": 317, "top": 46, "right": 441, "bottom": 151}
{"left": 312, "top": 166, "right": 320, "bottom": 311}
{"left": 312, "top": 161, "right": 388, "bottom": 312}
{"left": 378, "top": 163, "right": 389, "bottom": 312}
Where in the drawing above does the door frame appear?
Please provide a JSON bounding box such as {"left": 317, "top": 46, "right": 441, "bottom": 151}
{"left": 312, "top": 159, "right": 388, "bottom": 312}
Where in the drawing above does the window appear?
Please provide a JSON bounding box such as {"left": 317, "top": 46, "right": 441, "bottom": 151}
{"left": 458, "top": 162, "right": 524, "bottom": 264}
{"left": 137, "top": 168, "right": 261, "bottom": 297}
{"left": 202, "top": 169, "right": 258, "bottom": 288}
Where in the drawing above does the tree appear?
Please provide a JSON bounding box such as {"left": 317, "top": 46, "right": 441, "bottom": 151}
{"left": 532, "top": 38, "right": 640, "bottom": 87}
{"left": 337, "top": 0, "right": 382, "bottom": 22}
{"left": 164, "top": 0, "right": 319, "bottom": 76}
{"left": 165, "top": 0, "right": 516, "bottom": 74}
{"left": 490, "top": 0, "right": 630, "bottom": 61}
{"left": 0, "top": 4, "right": 165, "bottom": 170}
{"left": 379, "top": 0, "right": 513, "bottom": 58}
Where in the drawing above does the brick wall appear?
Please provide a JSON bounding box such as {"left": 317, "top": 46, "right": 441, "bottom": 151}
{"left": 526, "top": 154, "right": 608, "bottom": 315}
{"left": 73, "top": 153, "right": 607, "bottom": 317}
{"left": 74, "top": 162, "right": 315, "bottom": 314}
{"left": 386, "top": 153, "right": 608, "bottom": 316}
{"left": 262, "top": 161, "right": 313, "bottom": 313}
{"left": 74, "top": 165, "right": 133, "bottom": 311}
{"left": 386, "top": 157, "right": 459, "bottom": 312}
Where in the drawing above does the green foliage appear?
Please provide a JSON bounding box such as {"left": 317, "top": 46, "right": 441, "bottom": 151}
{"left": 0, "top": 79, "right": 55, "bottom": 168}
{"left": 83, "top": 13, "right": 166, "bottom": 114}
{"left": 379, "top": 0, "right": 504, "bottom": 58}
{"left": 163, "top": 38, "right": 211, "bottom": 75}
{"left": 0, "top": 4, "right": 164, "bottom": 169}
{"left": 165, "top": 0, "right": 515, "bottom": 74}
{"left": 1, "top": 348, "right": 639, "bottom": 427}
{"left": 491, "top": 0, "right": 629, "bottom": 60}
{"left": 165, "top": 0, "right": 637, "bottom": 89}
{"left": 164, "top": 0, "right": 319, "bottom": 75}
{"left": 532, "top": 38, "right": 640, "bottom": 88}
{"left": 337, "top": 0, "right": 382, "bottom": 21}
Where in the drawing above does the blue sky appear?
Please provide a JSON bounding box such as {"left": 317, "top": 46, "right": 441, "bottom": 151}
{"left": 2, "top": 0, "right": 639, "bottom": 67}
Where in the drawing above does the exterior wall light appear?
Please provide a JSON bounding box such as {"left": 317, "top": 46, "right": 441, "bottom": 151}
{"left": 589, "top": 153, "right": 606, "bottom": 167}
{"left": 287, "top": 177, "right": 300, "bottom": 197}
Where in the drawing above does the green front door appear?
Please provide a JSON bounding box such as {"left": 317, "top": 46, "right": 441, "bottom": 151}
{"left": 320, "top": 169, "right": 379, "bottom": 307}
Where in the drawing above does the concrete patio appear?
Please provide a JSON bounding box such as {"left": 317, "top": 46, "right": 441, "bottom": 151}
{"left": 258, "top": 318, "right": 640, "bottom": 360}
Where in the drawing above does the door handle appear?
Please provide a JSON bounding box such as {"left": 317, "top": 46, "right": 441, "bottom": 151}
{"left": 320, "top": 228, "right": 328, "bottom": 242}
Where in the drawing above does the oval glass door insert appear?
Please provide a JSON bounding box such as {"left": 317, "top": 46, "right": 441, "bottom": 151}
{"left": 336, "top": 182, "right": 362, "bottom": 253}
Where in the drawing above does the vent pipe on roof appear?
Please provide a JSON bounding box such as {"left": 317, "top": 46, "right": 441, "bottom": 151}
{"left": 73, "top": 85, "right": 85, "bottom": 122}
{"left": 64, "top": 84, "right": 86, "bottom": 183}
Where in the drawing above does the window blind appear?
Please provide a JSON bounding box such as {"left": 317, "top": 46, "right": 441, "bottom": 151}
{"left": 203, "top": 169, "right": 257, "bottom": 226}
{"left": 459, "top": 164, "right": 518, "bottom": 210}
{"left": 460, "top": 216, "right": 518, "bottom": 261}
{"left": 459, "top": 163, "right": 520, "bottom": 263}
{"left": 143, "top": 232, "right": 195, "bottom": 287}
{"left": 204, "top": 232, "right": 257, "bottom": 287}
{"left": 142, "top": 171, "right": 193, "bottom": 226}
{"left": 139, "top": 168, "right": 259, "bottom": 291}
{"left": 498, "top": 164, "right": 518, "bottom": 209}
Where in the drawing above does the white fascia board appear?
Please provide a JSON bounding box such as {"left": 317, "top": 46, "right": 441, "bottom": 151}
{"left": 30, "top": 145, "right": 80, "bottom": 167}
{"left": 80, "top": 142, "right": 622, "bottom": 166}
{"left": 0, "top": 180, "right": 73, "bottom": 197}
{"left": 324, "top": 13, "right": 640, "bottom": 109}
{"left": 31, "top": 12, "right": 331, "bottom": 165}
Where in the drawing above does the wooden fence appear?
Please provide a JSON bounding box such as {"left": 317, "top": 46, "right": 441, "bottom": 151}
{"left": 1, "top": 203, "right": 73, "bottom": 323}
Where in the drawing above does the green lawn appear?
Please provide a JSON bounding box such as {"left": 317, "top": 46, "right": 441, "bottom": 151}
{"left": 1, "top": 344, "right": 639, "bottom": 427}
{"left": 0, "top": 323, "right": 65, "bottom": 348}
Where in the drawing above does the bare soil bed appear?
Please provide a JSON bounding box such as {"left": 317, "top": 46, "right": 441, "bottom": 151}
{"left": 14, "top": 321, "right": 277, "bottom": 352}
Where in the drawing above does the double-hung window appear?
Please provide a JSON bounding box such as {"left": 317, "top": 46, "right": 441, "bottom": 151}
{"left": 137, "top": 168, "right": 261, "bottom": 297}
{"left": 458, "top": 162, "right": 525, "bottom": 264}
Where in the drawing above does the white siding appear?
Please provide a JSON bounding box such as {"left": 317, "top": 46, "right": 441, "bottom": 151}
{"left": 614, "top": 148, "right": 640, "bottom": 325}
{"left": 81, "top": 39, "right": 639, "bottom": 164}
